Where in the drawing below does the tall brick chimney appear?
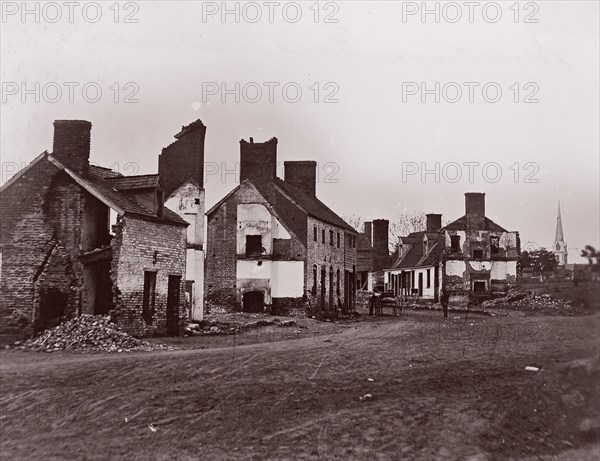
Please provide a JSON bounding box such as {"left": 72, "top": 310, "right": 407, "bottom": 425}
{"left": 158, "top": 119, "right": 206, "bottom": 197}
{"left": 364, "top": 221, "right": 373, "bottom": 244}
{"left": 426, "top": 213, "right": 442, "bottom": 232}
{"left": 52, "top": 120, "right": 92, "bottom": 176}
{"left": 284, "top": 161, "right": 316, "bottom": 196}
{"left": 372, "top": 219, "right": 389, "bottom": 271}
{"left": 240, "top": 137, "right": 278, "bottom": 184}
{"left": 465, "top": 192, "right": 486, "bottom": 229}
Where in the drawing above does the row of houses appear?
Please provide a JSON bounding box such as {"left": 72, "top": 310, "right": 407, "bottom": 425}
{"left": 0, "top": 119, "right": 519, "bottom": 339}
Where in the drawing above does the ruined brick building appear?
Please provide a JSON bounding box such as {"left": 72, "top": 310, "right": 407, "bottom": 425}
{"left": 383, "top": 194, "right": 519, "bottom": 304}
{"left": 356, "top": 222, "right": 374, "bottom": 290}
{"left": 0, "top": 120, "right": 188, "bottom": 339}
{"left": 441, "top": 193, "right": 520, "bottom": 304}
{"left": 205, "top": 137, "right": 358, "bottom": 314}
{"left": 159, "top": 119, "right": 206, "bottom": 321}
{"left": 361, "top": 219, "right": 392, "bottom": 291}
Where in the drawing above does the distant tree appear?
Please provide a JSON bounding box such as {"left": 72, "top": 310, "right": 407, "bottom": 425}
{"left": 344, "top": 211, "right": 451, "bottom": 253}
{"left": 581, "top": 245, "right": 598, "bottom": 264}
{"left": 344, "top": 215, "right": 364, "bottom": 233}
{"left": 519, "top": 249, "right": 558, "bottom": 273}
{"left": 581, "top": 245, "right": 599, "bottom": 270}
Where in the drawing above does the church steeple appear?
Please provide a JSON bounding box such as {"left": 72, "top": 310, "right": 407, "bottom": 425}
{"left": 555, "top": 201, "right": 564, "bottom": 241}
{"left": 553, "top": 201, "right": 567, "bottom": 266}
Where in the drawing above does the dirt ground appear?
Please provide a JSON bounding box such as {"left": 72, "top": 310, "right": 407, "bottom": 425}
{"left": 1, "top": 289, "right": 599, "bottom": 460}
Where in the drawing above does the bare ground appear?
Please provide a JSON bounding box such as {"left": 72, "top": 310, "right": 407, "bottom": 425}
{"left": 1, "top": 308, "right": 599, "bottom": 461}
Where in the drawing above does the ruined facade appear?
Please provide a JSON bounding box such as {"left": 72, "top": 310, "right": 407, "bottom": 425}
{"left": 159, "top": 119, "right": 206, "bottom": 321}
{"left": 384, "top": 214, "right": 443, "bottom": 301}
{"left": 442, "top": 193, "right": 520, "bottom": 305}
{"left": 205, "top": 137, "right": 357, "bottom": 315}
{"left": 356, "top": 221, "right": 373, "bottom": 290}
{"left": 366, "top": 219, "right": 392, "bottom": 291}
{"left": 0, "top": 120, "right": 188, "bottom": 339}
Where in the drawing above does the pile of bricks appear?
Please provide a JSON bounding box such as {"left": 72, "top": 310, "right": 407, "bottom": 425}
{"left": 481, "top": 290, "right": 574, "bottom": 314}
{"left": 13, "top": 314, "right": 175, "bottom": 353}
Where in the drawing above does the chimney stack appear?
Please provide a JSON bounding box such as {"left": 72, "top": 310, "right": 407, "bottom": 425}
{"left": 240, "top": 137, "right": 278, "bottom": 184}
{"left": 372, "top": 219, "right": 389, "bottom": 271}
{"left": 426, "top": 213, "right": 442, "bottom": 232}
{"left": 52, "top": 120, "right": 92, "bottom": 176}
{"left": 284, "top": 161, "right": 317, "bottom": 196}
{"left": 465, "top": 192, "right": 486, "bottom": 229}
{"left": 364, "top": 221, "right": 373, "bottom": 244}
{"left": 158, "top": 119, "right": 206, "bottom": 196}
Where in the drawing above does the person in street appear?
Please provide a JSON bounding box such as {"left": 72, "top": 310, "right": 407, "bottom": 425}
{"left": 441, "top": 286, "right": 449, "bottom": 318}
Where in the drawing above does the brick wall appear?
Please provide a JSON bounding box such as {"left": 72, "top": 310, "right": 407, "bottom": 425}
{"left": 306, "top": 216, "right": 355, "bottom": 312}
{"left": 0, "top": 160, "right": 80, "bottom": 338}
{"left": 111, "top": 216, "right": 187, "bottom": 336}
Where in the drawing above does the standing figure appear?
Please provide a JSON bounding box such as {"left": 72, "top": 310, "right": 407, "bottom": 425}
{"left": 440, "top": 286, "right": 449, "bottom": 318}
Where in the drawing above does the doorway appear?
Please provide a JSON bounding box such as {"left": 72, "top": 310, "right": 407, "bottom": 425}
{"left": 243, "top": 291, "right": 264, "bottom": 313}
{"left": 166, "top": 275, "right": 181, "bottom": 336}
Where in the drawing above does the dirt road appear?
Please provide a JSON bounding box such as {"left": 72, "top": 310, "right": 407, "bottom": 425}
{"left": 1, "top": 311, "right": 598, "bottom": 460}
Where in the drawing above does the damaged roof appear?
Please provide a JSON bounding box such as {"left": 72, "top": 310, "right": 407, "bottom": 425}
{"left": 0, "top": 153, "right": 188, "bottom": 226}
{"left": 443, "top": 215, "right": 507, "bottom": 233}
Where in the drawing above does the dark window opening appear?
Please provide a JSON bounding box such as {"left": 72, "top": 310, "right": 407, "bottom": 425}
{"left": 142, "top": 271, "right": 157, "bottom": 325}
{"left": 313, "top": 226, "right": 318, "bottom": 242}
{"left": 329, "top": 230, "right": 334, "bottom": 245}
{"left": 337, "top": 233, "right": 340, "bottom": 248}
{"left": 473, "top": 249, "right": 483, "bottom": 259}
{"left": 322, "top": 229, "right": 326, "bottom": 243}
{"left": 450, "top": 235, "right": 461, "bottom": 253}
{"left": 426, "top": 269, "right": 431, "bottom": 288}
{"left": 490, "top": 236, "right": 500, "bottom": 255}
{"left": 336, "top": 268, "right": 341, "bottom": 295}
{"left": 473, "top": 281, "right": 486, "bottom": 293}
{"left": 312, "top": 265, "right": 318, "bottom": 295}
{"left": 246, "top": 235, "right": 262, "bottom": 257}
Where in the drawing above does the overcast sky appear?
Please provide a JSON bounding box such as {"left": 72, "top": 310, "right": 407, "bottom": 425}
{"left": 1, "top": 1, "right": 598, "bottom": 263}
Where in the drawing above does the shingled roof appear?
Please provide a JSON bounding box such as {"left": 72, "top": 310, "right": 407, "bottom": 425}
{"left": 274, "top": 178, "right": 356, "bottom": 233}
{"left": 105, "top": 174, "right": 161, "bottom": 191}
{"left": 389, "top": 231, "right": 443, "bottom": 270}
{"left": 207, "top": 178, "right": 357, "bottom": 238}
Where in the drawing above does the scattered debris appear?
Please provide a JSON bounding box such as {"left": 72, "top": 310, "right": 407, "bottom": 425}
{"left": 525, "top": 366, "right": 542, "bottom": 372}
{"left": 481, "top": 289, "right": 580, "bottom": 315}
{"left": 368, "top": 378, "right": 374, "bottom": 382}
{"left": 13, "top": 315, "right": 175, "bottom": 353}
{"left": 359, "top": 394, "right": 373, "bottom": 401}
{"left": 148, "top": 424, "right": 157, "bottom": 432}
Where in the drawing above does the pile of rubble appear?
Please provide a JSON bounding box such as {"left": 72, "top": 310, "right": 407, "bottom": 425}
{"left": 481, "top": 290, "right": 577, "bottom": 315}
{"left": 185, "top": 316, "right": 297, "bottom": 336}
{"left": 13, "top": 315, "right": 175, "bottom": 353}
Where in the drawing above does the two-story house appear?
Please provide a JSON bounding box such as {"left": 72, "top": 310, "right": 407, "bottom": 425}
{"left": 205, "top": 137, "right": 357, "bottom": 315}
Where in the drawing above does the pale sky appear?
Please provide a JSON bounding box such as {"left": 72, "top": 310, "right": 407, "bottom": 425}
{"left": 1, "top": 1, "right": 598, "bottom": 263}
